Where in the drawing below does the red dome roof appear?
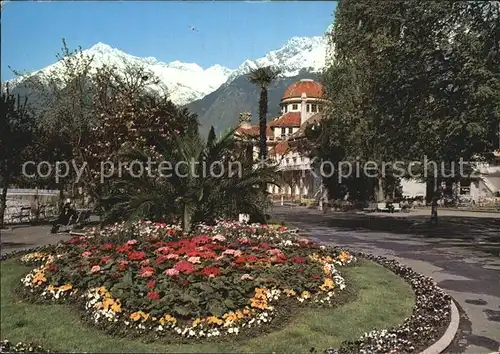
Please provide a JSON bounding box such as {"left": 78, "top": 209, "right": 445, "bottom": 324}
{"left": 282, "top": 79, "right": 323, "bottom": 100}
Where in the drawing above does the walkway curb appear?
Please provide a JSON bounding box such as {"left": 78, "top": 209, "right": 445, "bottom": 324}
{"left": 419, "top": 298, "right": 460, "bottom": 354}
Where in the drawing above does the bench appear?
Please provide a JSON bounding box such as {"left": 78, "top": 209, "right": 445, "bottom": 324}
{"left": 11, "top": 207, "right": 31, "bottom": 223}
{"left": 377, "top": 203, "right": 389, "bottom": 212}
{"left": 363, "top": 202, "right": 377, "bottom": 212}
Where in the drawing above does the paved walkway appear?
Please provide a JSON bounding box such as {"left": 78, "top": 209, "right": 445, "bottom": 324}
{"left": 0, "top": 225, "right": 73, "bottom": 254}
{"left": 272, "top": 205, "right": 500, "bottom": 354}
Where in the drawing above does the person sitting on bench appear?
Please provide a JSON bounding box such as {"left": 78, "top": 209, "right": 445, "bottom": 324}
{"left": 51, "top": 200, "right": 77, "bottom": 233}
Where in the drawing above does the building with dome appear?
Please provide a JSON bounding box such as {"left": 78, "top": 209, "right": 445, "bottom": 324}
{"left": 236, "top": 79, "right": 327, "bottom": 199}
{"left": 236, "top": 78, "right": 500, "bottom": 204}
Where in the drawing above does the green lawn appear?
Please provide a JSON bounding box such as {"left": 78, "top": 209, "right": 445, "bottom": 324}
{"left": 1, "top": 258, "right": 415, "bottom": 353}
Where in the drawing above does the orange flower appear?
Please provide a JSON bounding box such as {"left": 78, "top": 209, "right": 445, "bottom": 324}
{"left": 320, "top": 278, "right": 335, "bottom": 291}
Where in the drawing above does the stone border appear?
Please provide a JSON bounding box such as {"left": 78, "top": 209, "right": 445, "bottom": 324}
{"left": 419, "top": 298, "right": 460, "bottom": 354}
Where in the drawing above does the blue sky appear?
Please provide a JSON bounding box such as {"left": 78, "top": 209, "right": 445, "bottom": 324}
{"left": 1, "top": 1, "right": 337, "bottom": 81}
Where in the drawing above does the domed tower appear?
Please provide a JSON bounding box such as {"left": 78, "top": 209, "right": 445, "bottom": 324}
{"left": 280, "top": 79, "right": 325, "bottom": 125}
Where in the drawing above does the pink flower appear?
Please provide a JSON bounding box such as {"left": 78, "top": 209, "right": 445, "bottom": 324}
{"left": 127, "top": 239, "right": 137, "bottom": 245}
{"left": 81, "top": 251, "right": 92, "bottom": 258}
{"left": 222, "top": 249, "right": 242, "bottom": 257}
{"left": 187, "top": 256, "right": 201, "bottom": 264}
{"left": 154, "top": 246, "right": 170, "bottom": 255}
{"left": 238, "top": 237, "right": 250, "bottom": 244}
{"left": 268, "top": 248, "right": 284, "bottom": 256}
{"left": 165, "top": 254, "right": 179, "bottom": 259}
{"left": 140, "top": 259, "right": 150, "bottom": 266}
{"left": 164, "top": 268, "right": 180, "bottom": 277}
{"left": 241, "top": 274, "right": 254, "bottom": 280}
{"left": 140, "top": 266, "right": 155, "bottom": 277}
{"left": 90, "top": 265, "right": 101, "bottom": 273}
{"left": 212, "top": 234, "right": 226, "bottom": 242}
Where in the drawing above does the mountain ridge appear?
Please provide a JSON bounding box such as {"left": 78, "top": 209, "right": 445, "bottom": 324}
{"left": 3, "top": 35, "right": 327, "bottom": 106}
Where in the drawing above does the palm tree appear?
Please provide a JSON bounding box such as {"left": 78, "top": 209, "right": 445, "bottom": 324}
{"left": 247, "top": 66, "right": 280, "bottom": 161}
{"left": 102, "top": 126, "right": 281, "bottom": 232}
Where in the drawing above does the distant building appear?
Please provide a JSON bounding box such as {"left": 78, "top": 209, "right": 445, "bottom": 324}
{"left": 235, "top": 79, "right": 326, "bottom": 199}
{"left": 235, "top": 80, "right": 500, "bottom": 203}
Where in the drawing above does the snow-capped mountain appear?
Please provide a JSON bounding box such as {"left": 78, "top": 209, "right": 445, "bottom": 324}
{"left": 3, "top": 36, "right": 327, "bottom": 105}
{"left": 227, "top": 36, "right": 327, "bottom": 82}
{"left": 4, "top": 42, "right": 234, "bottom": 106}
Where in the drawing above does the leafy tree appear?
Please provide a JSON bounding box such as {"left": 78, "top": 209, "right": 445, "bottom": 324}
{"left": 247, "top": 67, "right": 280, "bottom": 161}
{"left": 315, "top": 0, "right": 500, "bottom": 210}
{"left": 102, "top": 127, "right": 280, "bottom": 232}
{"left": 0, "top": 87, "right": 34, "bottom": 228}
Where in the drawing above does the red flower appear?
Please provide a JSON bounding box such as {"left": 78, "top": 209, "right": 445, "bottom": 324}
{"left": 147, "top": 279, "right": 156, "bottom": 289}
{"left": 140, "top": 266, "right": 155, "bottom": 277}
{"left": 101, "top": 256, "right": 112, "bottom": 264}
{"left": 291, "top": 256, "right": 306, "bottom": 264}
{"left": 116, "top": 244, "right": 131, "bottom": 253}
{"left": 173, "top": 260, "right": 195, "bottom": 274}
{"left": 147, "top": 291, "right": 160, "bottom": 300}
{"left": 66, "top": 236, "right": 85, "bottom": 244}
{"left": 102, "top": 243, "right": 114, "bottom": 251}
{"left": 128, "top": 251, "right": 146, "bottom": 261}
{"left": 259, "top": 242, "right": 271, "bottom": 250}
{"left": 47, "top": 264, "right": 58, "bottom": 272}
{"left": 155, "top": 255, "right": 169, "bottom": 264}
{"left": 118, "top": 260, "right": 129, "bottom": 271}
{"left": 201, "top": 266, "right": 221, "bottom": 278}
{"left": 235, "top": 256, "right": 247, "bottom": 264}
{"left": 191, "top": 236, "right": 210, "bottom": 245}
{"left": 247, "top": 255, "right": 258, "bottom": 263}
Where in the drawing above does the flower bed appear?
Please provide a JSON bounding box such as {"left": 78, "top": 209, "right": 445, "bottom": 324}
{"left": 326, "top": 253, "right": 452, "bottom": 354}
{"left": 16, "top": 220, "right": 355, "bottom": 341}
{"left": 2, "top": 221, "right": 452, "bottom": 353}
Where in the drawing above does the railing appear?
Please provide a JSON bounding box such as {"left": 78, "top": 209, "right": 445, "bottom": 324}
{"left": 6, "top": 189, "right": 59, "bottom": 196}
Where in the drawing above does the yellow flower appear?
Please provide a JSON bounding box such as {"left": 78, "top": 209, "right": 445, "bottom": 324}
{"left": 130, "top": 312, "right": 142, "bottom": 321}
{"left": 111, "top": 301, "right": 121, "bottom": 313}
{"left": 338, "top": 251, "right": 351, "bottom": 264}
{"left": 284, "top": 289, "right": 296, "bottom": 297}
{"left": 249, "top": 288, "right": 269, "bottom": 310}
{"left": 206, "top": 316, "right": 223, "bottom": 326}
{"left": 103, "top": 298, "right": 114, "bottom": 311}
{"left": 47, "top": 285, "right": 56, "bottom": 291}
{"left": 59, "top": 284, "right": 73, "bottom": 292}
{"left": 164, "top": 314, "right": 176, "bottom": 325}
{"left": 320, "top": 278, "right": 335, "bottom": 292}
{"left": 242, "top": 308, "right": 251, "bottom": 315}
{"left": 235, "top": 311, "right": 245, "bottom": 319}
{"left": 32, "top": 271, "right": 46, "bottom": 285}
{"left": 192, "top": 318, "right": 201, "bottom": 327}
{"left": 222, "top": 312, "right": 236, "bottom": 321}
{"left": 301, "top": 291, "right": 311, "bottom": 299}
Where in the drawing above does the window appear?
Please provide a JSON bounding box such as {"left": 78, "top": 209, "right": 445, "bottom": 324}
{"left": 284, "top": 105, "right": 288, "bottom": 113}
{"left": 281, "top": 127, "right": 286, "bottom": 135}
{"left": 288, "top": 127, "right": 293, "bottom": 135}
{"left": 306, "top": 104, "right": 310, "bottom": 112}
{"left": 311, "top": 104, "right": 317, "bottom": 112}
{"left": 293, "top": 158, "right": 297, "bottom": 165}
{"left": 292, "top": 104, "right": 298, "bottom": 110}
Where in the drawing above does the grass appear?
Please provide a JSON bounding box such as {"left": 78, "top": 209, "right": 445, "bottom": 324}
{"left": 1, "top": 258, "right": 415, "bottom": 353}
